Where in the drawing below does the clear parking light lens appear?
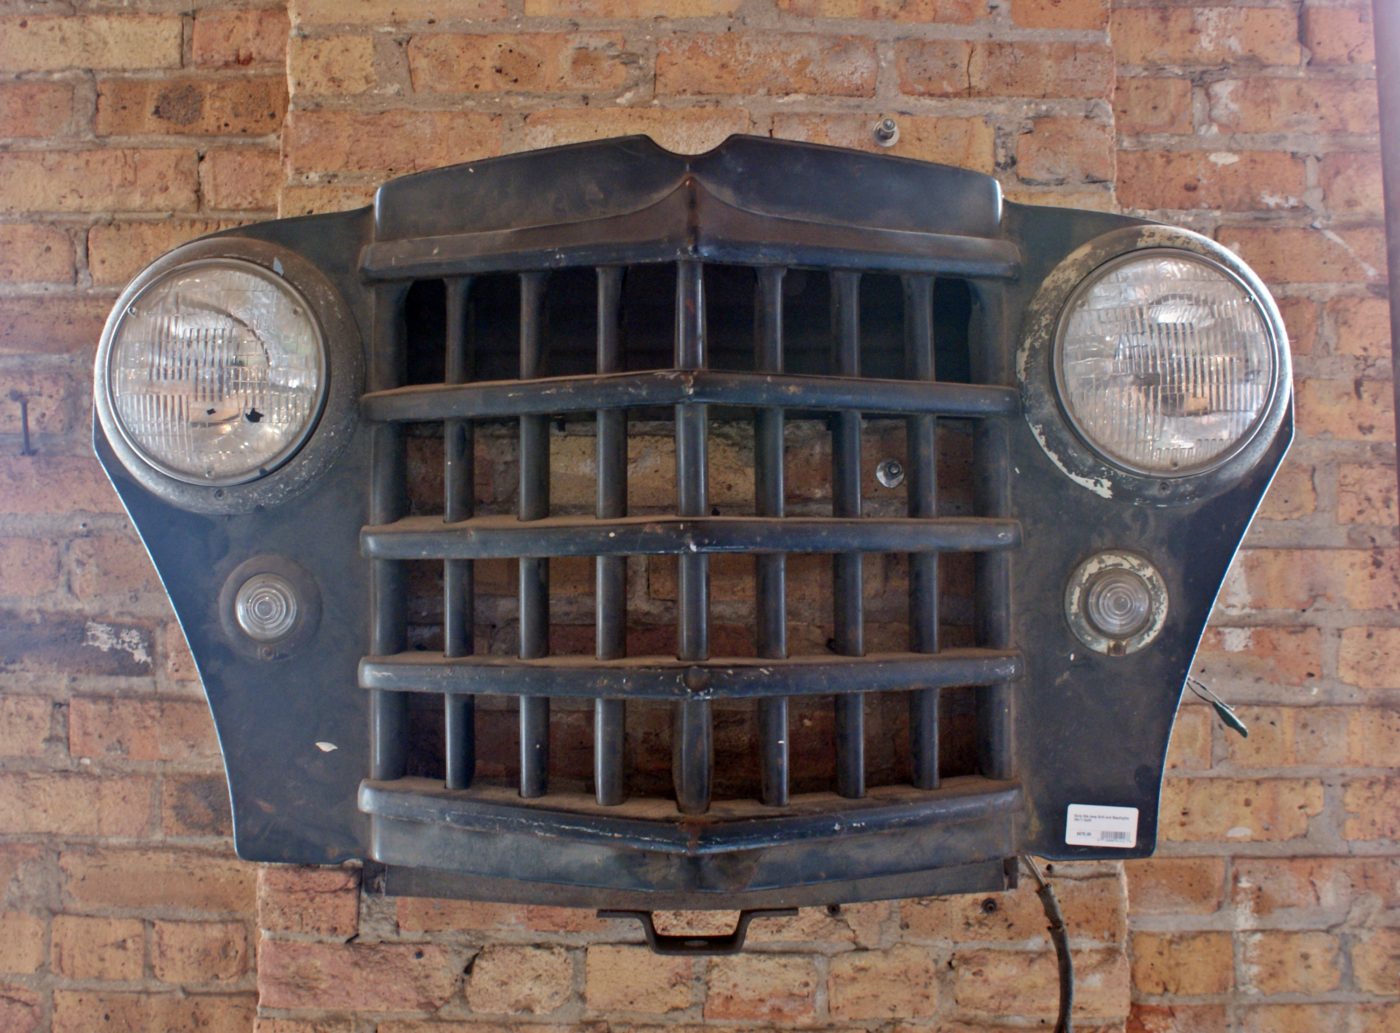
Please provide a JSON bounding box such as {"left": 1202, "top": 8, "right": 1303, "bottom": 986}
{"left": 106, "top": 259, "right": 326, "bottom": 484}
{"left": 1055, "top": 250, "right": 1277, "bottom": 475}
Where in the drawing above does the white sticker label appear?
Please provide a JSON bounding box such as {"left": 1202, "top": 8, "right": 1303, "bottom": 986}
{"left": 1065, "top": 804, "right": 1139, "bottom": 848}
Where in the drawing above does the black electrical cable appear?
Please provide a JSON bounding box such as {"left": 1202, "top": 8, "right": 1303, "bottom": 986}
{"left": 1022, "top": 855, "right": 1073, "bottom": 1033}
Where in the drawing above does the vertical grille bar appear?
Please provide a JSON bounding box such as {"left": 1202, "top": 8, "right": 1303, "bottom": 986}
{"left": 904, "top": 275, "right": 940, "bottom": 790}
{"left": 830, "top": 271, "right": 865, "bottom": 800}
{"left": 370, "top": 284, "right": 410, "bottom": 781}
{"left": 594, "top": 266, "right": 627, "bottom": 807}
{"left": 972, "top": 283, "right": 1014, "bottom": 780}
{"left": 673, "top": 259, "right": 712, "bottom": 815}
{"left": 443, "top": 277, "right": 475, "bottom": 790}
{"left": 755, "top": 267, "right": 789, "bottom": 807}
{"left": 518, "top": 271, "right": 551, "bottom": 798}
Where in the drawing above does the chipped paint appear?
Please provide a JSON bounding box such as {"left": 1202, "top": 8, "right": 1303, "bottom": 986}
{"left": 83, "top": 621, "right": 152, "bottom": 667}
{"left": 316, "top": 741, "right": 338, "bottom": 752}
{"left": 1208, "top": 152, "right": 1241, "bottom": 166}
{"left": 1030, "top": 423, "right": 1115, "bottom": 498}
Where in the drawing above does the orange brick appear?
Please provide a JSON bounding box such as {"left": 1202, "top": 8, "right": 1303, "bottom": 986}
{"left": 1296, "top": 378, "right": 1394, "bottom": 441}
{"left": 96, "top": 77, "right": 287, "bottom": 138}
{"left": 705, "top": 953, "right": 818, "bottom": 1022}
{"left": 1321, "top": 151, "right": 1383, "bottom": 218}
{"left": 279, "top": 183, "right": 378, "bottom": 217}
{"left": 0, "top": 845, "right": 47, "bottom": 907}
{"left": 0, "top": 224, "right": 74, "bottom": 284}
{"left": 1167, "top": 705, "right": 1212, "bottom": 770}
{"left": 67, "top": 532, "right": 164, "bottom": 604}
{"left": 1238, "top": 1003, "right": 1354, "bottom": 1033}
{"left": 88, "top": 220, "right": 240, "bottom": 287}
{"left": 1302, "top": 4, "right": 1376, "bottom": 65}
{"left": 954, "top": 948, "right": 1128, "bottom": 1020}
{"left": 0, "top": 989, "right": 41, "bottom": 1033}
{"left": 409, "top": 33, "right": 636, "bottom": 94}
{"left": 284, "top": 109, "right": 503, "bottom": 177}
{"left": 521, "top": 107, "right": 751, "bottom": 155}
{"left": 1341, "top": 627, "right": 1400, "bottom": 687}
{"left": 1224, "top": 705, "right": 1348, "bottom": 768}
{"left": 193, "top": 7, "right": 291, "bottom": 69}
{"left": 1352, "top": 927, "right": 1400, "bottom": 994}
{"left": 0, "top": 912, "right": 45, "bottom": 975}
{"left": 201, "top": 148, "right": 282, "bottom": 211}
{"left": 1018, "top": 118, "right": 1114, "bottom": 185}
{"left": 152, "top": 919, "right": 248, "bottom": 984}
{"left": 1343, "top": 776, "right": 1399, "bottom": 840}
{"left": 1347, "top": 705, "right": 1400, "bottom": 766}
{"left": 289, "top": 35, "right": 378, "bottom": 96}
{"left": 0, "top": 696, "right": 54, "bottom": 758}
{"left": 61, "top": 848, "right": 255, "bottom": 913}
{"left": 658, "top": 33, "right": 877, "bottom": 97}
{"left": 1360, "top": 1004, "right": 1400, "bottom": 1033}
{"left": 1131, "top": 931, "right": 1232, "bottom": 995}
{"left": 1276, "top": 295, "right": 1320, "bottom": 357}
{"left": 1125, "top": 856, "right": 1225, "bottom": 915}
{"left": 463, "top": 944, "right": 573, "bottom": 1014}
{"left": 258, "top": 865, "right": 359, "bottom": 938}
{"left": 829, "top": 945, "right": 938, "bottom": 1019}
{"left": 162, "top": 773, "right": 233, "bottom": 838}
{"left": 1012, "top": 0, "right": 1107, "bottom": 30}
{"left": 0, "top": 80, "right": 76, "bottom": 138}
{"left": 899, "top": 39, "right": 1114, "bottom": 98}
{"left": 1209, "top": 77, "right": 1379, "bottom": 135}
{"left": 1330, "top": 295, "right": 1392, "bottom": 360}
{"left": 0, "top": 773, "right": 152, "bottom": 837}
{"left": 1218, "top": 549, "right": 1394, "bottom": 614}
{"left": 0, "top": 15, "right": 182, "bottom": 73}
{"left": 905, "top": 874, "right": 1125, "bottom": 945}
{"left": 0, "top": 149, "right": 198, "bottom": 215}
{"left": 1120, "top": 150, "right": 1305, "bottom": 211}
{"left": 1129, "top": 1003, "right": 1229, "bottom": 1033}
{"left": 1114, "top": 77, "right": 1193, "bottom": 135}
{"left": 776, "top": 0, "right": 984, "bottom": 20}
{"left": 52, "top": 991, "right": 255, "bottom": 1033}
{"left": 1338, "top": 464, "right": 1396, "bottom": 525}
{"left": 1225, "top": 226, "right": 1386, "bottom": 285}
{"left": 0, "top": 537, "right": 60, "bottom": 599}
{"left": 1241, "top": 931, "right": 1341, "bottom": 994}
{"left": 1112, "top": 7, "right": 1302, "bottom": 66}
{"left": 1256, "top": 456, "right": 1317, "bottom": 520}
{"left": 1159, "top": 777, "right": 1324, "bottom": 842}
{"left": 1233, "top": 857, "right": 1400, "bottom": 918}
{"left": 0, "top": 369, "right": 78, "bottom": 437}
{"left": 293, "top": 0, "right": 509, "bottom": 26}
{"left": 51, "top": 915, "right": 144, "bottom": 981}
{"left": 584, "top": 945, "right": 692, "bottom": 1013}
{"left": 771, "top": 113, "right": 995, "bottom": 172}
{"left": 745, "top": 901, "right": 889, "bottom": 947}
{"left": 0, "top": 298, "right": 113, "bottom": 358}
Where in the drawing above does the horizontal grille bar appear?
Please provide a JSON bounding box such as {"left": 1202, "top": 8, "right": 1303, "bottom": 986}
{"left": 360, "top": 648, "right": 1022, "bottom": 700}
{"left": 362, "top": 514, "right": 1022, "bottom": 560}
{"left": 362, "top": 369, "right": 1020, "bottom": 423}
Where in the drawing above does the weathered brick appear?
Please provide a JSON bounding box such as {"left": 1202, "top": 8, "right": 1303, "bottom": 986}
{"left": 1159, "top": 777, "right": 1324, "bottom": 842}
{"left": 284, "top": 109, "right": 503, "bottom": 177}
{"left": 1338, "top": 464, "right": 1396, "bottom": 525}
{"left": 0, "top": 537, "right": 61, "bottom": 601}
{"left": 409, "top": 33, "right": 636, "bottom": 94}
{"left": 293, "top": 0, "right": 510, "bottom": 24}
{"left": 658, "top": 33, "right": 877, "bottom": 97}
{"left": 1114, "top": 77, "right": 1193, "bottom": 135}
{"left": 0, "top": 369, "right": 79, "bottom": 437}
{"left": 0, "top": 987, "right": 41, "bottom": 1033}
{"left": 771, "top": 113, "right": 995, "bottom": 172}
{"left": 745, "top": 900, "right": 889, "bottom": 947}
{"left": 1233, "top": 856, "right": 1400, "bottom": 919}
{"left": 1302, "top": 4, "right": 1376, "bottom": 65}
{"left": 1320, "top": 151, "right": 1383, "bottom": 218}
{"left": 0, "top": 845, "right": 47, "bottom": 908}
{"left": 905, "top": 874, "right": 1125, "bottom": 945}
{"left": 68, "top": 697, "right": 216, "bottom": 763}
{"left": 96, "top": 77, "right": 287, "bottom": 138}
{"left": 1343, "top": 776, "right": 1399, "bottom": 840}
{"left": 1341, "top": 627, "right": 1400, "bottom": 687}
{"left": 1125, "top": 856, "right": 1225, "bottom": 915}
{"left": 1296, "top": 378, "right": 1394, "bottom": 441}
{"left": 1217, "top": 549, "right": 1396, "bottom": 614}
{"left": 1012, "top": 0, "right": 1107, "bottom": 30}
{"left": 0, "top": 613, "right": 155, "bottom": 678}
{"left": 898, "top": 40, "right": 1114, "bottom": 98}
{"left": 1238, "top": 1003, "right": 1353, "bottom": 1033}
{"left": 584, "top": 945, "right": 692, "bottom": 1013}
{"left": 1225, "top": 227, "right": 1386, "bottom": 285}
{"left": 0, "top": 912, "right": 45, "bottom": 975}
{"left": 705, "top": 953, "right": 818, "bottom": 1022}
{"left": 62, "top": 848, "right": 255, "bottom": 913}
{"left": 162, "top": 773, "right": 233, "bottom": 838}
{"left": 67, "top": 532, "right": 163, "bottom": 604}
{"left": 0, "top": 696, "right": 55, "bottom": 759}
{"left": 954, "top": 948, "right": 1128, "bottom": 1020}
{"left": 1018, "top": 118, "right": 1115, "bottom": 185}
{"left": 1209, "top": 78, "right": 1379, "bottom": 135}
{"left": 1167, "top": 705, "right": 1212, "bottom": 770}
{"left": 1330, "top": 295, "right": 1392, "bottom": 360}
{"left": 828, "top": 945, "right": 938, "bottom": 1019}
{"left": 1277, "top": 295, "right": 1320, "bottom": 357}
{"left": 0, "top": 225, "right": 74, "bottom": 284}
{"left": 0, "top": 150, "right": 198, "bottom": 215}
{"left": 0, "top": 297, "right": 113, "bottom": 358}
{"left": 1352, "top": 926, "right": 1400, "bottom": 994}
{"left": 1112, "top": 7, "right": 1302, "bottom": 66}
{"left": 289, "top": 35, "right": 378, "bottom": 96}
{"left": 152, "top": 919, "right": 248, "bottom": 984}
{"left": 1119, "top": 150, "right": 1305, "bottom": 211}
{"left": 1131, "top": 931, "right": 1232, "bottom": 995}
{"left": 0, "top": 773, "right": 152, "bottom": 837}
{"left": 52, "top": 991, "right": 255, "bottom": 1033}
{"left": 1224, "top": 705, "right": 1347, "bottom": 768}
{"left": 0, "top": 15, "right": 182, "bottom": 73}
{"left": 88, "top": 220, "right": 239, "bottom": 287}
{"left": 1241, "top": 931, "right": 1342, "bottom": 994}
{"left": 258, "top": 865, "right": 359, "bottom": 938}
{"left": 1348, "top": 704, "right": 1400, "bottom": 766}
{"left": 776, "top": 0, "right": 984, "bottom": 20}
{"left": 1257, "top": 456, "right": 1317, "bottom": 520}
{"left": 0, "top": 81, "right": 77, "bottom": 139}
{"left": 464, "top": 944, "right": 572, "bottom": 1014}
{"left": 279, "top": 184, "right": 378, "bottom": 218}
{"left": 201, "top": 148, "right": 282, "bottom": 211}
{"left": 51, "top": 914, "right": 144, "bottom": 981}
{"left": 193, "top": 7, "right": 291, "bottom": 69}
{"left": 1129, "top": 1003, "right": 1229, "bottom": 1033}
{"left": 1360, "top": 1004, "right": 1400, "bottom": 1033}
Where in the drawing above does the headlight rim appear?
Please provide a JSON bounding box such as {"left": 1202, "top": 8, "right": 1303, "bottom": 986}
{"left": 1018, "top": 224, "right": 1292, "bottom": 506}
{"left": 94, "top": 236, "right": 363, "bottom": 515}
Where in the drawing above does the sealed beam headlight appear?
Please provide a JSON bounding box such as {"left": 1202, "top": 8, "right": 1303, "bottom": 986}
{"left": 104, "top": 258, "right": 327, "bottom": 485}
{"left": 1054, "top": 250, "right": 1278, "bottom": 476}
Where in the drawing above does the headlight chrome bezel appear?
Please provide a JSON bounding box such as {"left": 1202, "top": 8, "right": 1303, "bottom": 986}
{"left": 94, "top": 237, "right": 363, "bottom": 514}
{"left": 1019, "top": 225, "right": 1292, "bottom": 505}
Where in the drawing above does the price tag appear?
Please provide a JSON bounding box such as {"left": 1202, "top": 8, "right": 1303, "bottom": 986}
{"left": 1065, "top": 804, "right": 1139, "bottom": 848}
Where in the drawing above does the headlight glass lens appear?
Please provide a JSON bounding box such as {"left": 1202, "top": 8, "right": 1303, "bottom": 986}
{"left": 107, "top": 259, "right": 326, "bottom": 484}
{"left": 1055, "top": 250, "right": 1277, "bottom": 475}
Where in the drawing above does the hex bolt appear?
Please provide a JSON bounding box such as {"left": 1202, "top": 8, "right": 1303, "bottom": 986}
{"left": 873, "top": 117, "right": 900, "bottom": 147}
{"left": 876, "top": 457, "right": 905, "bottom": 488}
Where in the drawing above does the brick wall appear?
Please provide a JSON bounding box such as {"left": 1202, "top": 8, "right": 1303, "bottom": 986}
{"left": 0, "top": 1, "right": 1392, "bottom": 1031}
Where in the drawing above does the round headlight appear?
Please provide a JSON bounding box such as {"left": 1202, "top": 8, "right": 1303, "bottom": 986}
{"left": 105, "top": 258, "right": 327, "bottom": 485}
{"left": 1054, "top": 249, "right": 1278, "bottom": 476}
